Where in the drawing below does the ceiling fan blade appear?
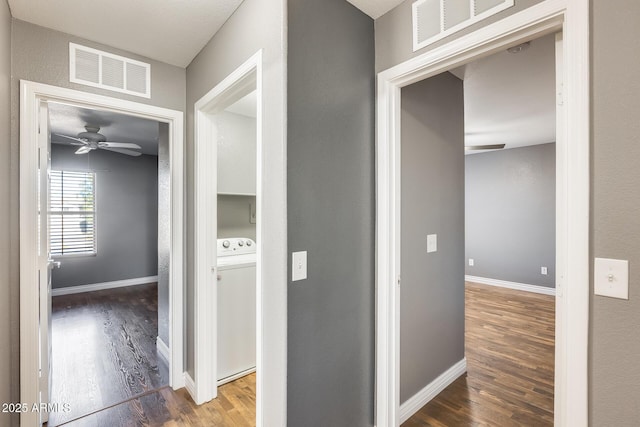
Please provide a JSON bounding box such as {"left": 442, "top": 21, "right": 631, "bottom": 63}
{"left": 75, "top": 146, "right": 93, "bottom": 155}
{"left": 99, "top": 142, "right": 143, "bottom": 149}
{"left": 464, "top": 144, "right": 506, "bottom": 151}
{"left": 54, "top": 133, "right": 88, "bottom": 146}
{"left": 100, "top": 147, "right": 142, "bottom": 157}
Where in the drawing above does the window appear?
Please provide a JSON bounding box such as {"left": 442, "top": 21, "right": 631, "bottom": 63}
{"left": 50, "top": 170, "right": 96, "bottom": 256}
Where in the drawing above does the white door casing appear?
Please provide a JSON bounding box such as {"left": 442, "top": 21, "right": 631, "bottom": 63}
{"left": 20, "top": 81, "right": 185, "bottom": 426}
{"left": 376, "top": 0, "right": 589, "bottom": 425}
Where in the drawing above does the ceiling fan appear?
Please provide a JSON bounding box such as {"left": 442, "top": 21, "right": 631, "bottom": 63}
{"left": 54, "top": 126, "right": 142, "bottom": 157}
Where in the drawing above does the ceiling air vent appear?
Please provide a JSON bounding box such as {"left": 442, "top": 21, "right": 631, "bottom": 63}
{"left": 413, "top": 0, "right": 514, "bottom": 51}
{"left": 70, "top": 43, "right": 151, "bottom": 98}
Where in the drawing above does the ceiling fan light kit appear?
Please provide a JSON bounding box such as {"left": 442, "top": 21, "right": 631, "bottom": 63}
{"left": 55, "top": 125, "right": 143, "bottom": 157}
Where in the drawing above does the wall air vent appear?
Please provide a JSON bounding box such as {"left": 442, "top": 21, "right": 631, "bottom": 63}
{"left": 413, "top": 0, "right": 514, "bottom": 51}
{"left": 69, "top": 43, "right": 151, "bottom": 98}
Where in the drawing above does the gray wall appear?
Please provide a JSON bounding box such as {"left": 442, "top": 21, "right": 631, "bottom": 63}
{"left": 591, "top": 1, "right": 640, "bottom": 424}
{"left": 400, "top": 73, "right": 466, "bottom": 403}
{"left": 375, "top": 0, "right": 544, "bottom": 72}
{"left": 465, "top": 143, "right": 556, "bottom": 287}
{"left": 6, "top": 21, "right": 185, "bottom": 407}
{"left": 218, "top": 195, "right": 257, "bottom": 241}
{"left": 0, "top": 1, "right": 11, "bottom": 426}
{"left": 185, "top": 2, "right": 287, "bottom": 422}
{"left": 158, "top": 123, "right": 170, "bottom": 344}
{"left": 50, "top": 144, "right": 158, "bottom": 288}
{"left": 287, "top": 0, "right": 375, "bottom": 425}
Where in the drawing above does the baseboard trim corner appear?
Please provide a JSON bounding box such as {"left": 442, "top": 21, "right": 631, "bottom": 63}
{"left": 52, "top": 275, "right": 159, "bottom": 296}
{"left": 465, "top": 275, "right": 556, "bottom": 296}
{"left": 156, "top": 336, "right": 170, "bottom": 365}
{"left": 399, "top": 358, "right": 467, "bottom": 424}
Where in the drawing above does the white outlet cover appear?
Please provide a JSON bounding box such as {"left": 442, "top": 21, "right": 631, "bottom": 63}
{"left": 427, "top": 234, "right": 437, "bottom": 253}
{"left": 292, "top": 251, "right": 307, "bottom": 282}
{"left": 468, "top": 258, "right": 474, "bottom": 266}
{"left": 594, "top": 257, "right": 628, "bottom": 300}
{"left": 541, "top": 267, "right": 548, "bottom": 275}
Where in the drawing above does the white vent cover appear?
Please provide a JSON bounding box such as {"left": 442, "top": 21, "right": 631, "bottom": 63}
{"left": 413, "top": 0, "right": 514, "bottom": 51}
{"left": 70, "top": 43, "right": 151, "bottom": 98}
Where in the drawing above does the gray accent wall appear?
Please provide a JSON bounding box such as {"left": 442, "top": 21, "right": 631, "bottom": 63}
{"left": 375, "top": 0, "right": 544, "bottom": 72}
{"left": 400, "top": 73, "right": 466, "bottom": 403}
{"left": 591, "top": 0, "right": 640, "bottom": 424}
{"left": 185, "top": 3, "right": 287, "bottom": 419}
{"left": 287, "top": 0, "right": 375, "bottom": 425}
{"left": 465, "top": 143, "right": 556, "bottom": 287}
{"left": 0, "top": 2, "right": 12, "bottom": 426}
{"left": 50, "top": 144, "right": 158, "bottom": 288}
{"left": 218, "top": 195, "right": 257, "bottom": 241}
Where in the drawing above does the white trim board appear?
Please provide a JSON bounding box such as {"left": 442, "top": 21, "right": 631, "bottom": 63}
{"left": 184, "top": 372, "right": 197, "bottom": 399}
{"left": 399, "top": 359, "right": 467, "bottom": 424}
{"left": 376, "top": 1, "right": 589, "bottom": 426}
{"left": 51, "top": 275, "right": 159, "bottom": 296}
{"left": 465, "top": 275, "right": 556, "bottom": 296}
{"left": 157, "top": 336, "right": 170, "bottom": 365}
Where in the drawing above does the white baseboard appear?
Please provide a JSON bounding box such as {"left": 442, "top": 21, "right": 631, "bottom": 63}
{"left": 157, "top": 336, "right": 170, "bottom": 365}
{"left": 400, "top": 358, "right": 467, "bottom": 424}
{"left": 184, "top": 372, "right": 197, "bottom": 401}
{"left": 465, "top": 275, "right": 556, "bottom": 296}
{"left": 51, "top": 275, "right": 159, "bottom": 296}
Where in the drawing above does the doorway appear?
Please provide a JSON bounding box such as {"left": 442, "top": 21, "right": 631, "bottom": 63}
{"left": 19, "top": 81, "right": 184, "bottom": 426}
{"left": 399, "top": 32, "right": 558, "bottom": 425}
{"left": 375, "top": 2, "right": 589, "bottom": 426}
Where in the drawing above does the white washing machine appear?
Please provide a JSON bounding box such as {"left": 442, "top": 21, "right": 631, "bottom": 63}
{"left": 217, "top": 237, "right": 257, "bottom": 385}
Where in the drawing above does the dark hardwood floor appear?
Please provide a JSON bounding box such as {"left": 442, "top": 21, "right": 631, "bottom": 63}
{"left": 49, "top": 283, "right": 169, "bottom": 426}
{"left": 403, "top": 281, "right": 555, "bottom": 426}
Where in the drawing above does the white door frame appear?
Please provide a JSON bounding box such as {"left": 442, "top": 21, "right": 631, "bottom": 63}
{"left": 375, "top": 0, "right": 589, "bottom": 426}
{"left": 19, "top": 81, "right": 185, "bottom": 426}
{"left": 193, "top": 50, "right": 286, "bottom": 427}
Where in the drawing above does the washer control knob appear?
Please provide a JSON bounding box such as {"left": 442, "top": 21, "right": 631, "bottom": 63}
{"left": 238, "top": 240, "right": 244, "bottom": 247}
{"left": 222, "top": 240, "right": 230, "bottom": 248}
{"left": 246, "top": 240, "right": 252, "bottom": 247}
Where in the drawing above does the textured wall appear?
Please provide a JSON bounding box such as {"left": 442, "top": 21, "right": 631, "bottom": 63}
{"left": 287, "top": 0, "right": 375, "bottom": 425}
{"left": 465, "top": 143, "right": 556, "bottom": 287}
{"left": 50, "top": 145, "right": 158, "bottom": 288}
{"left": 185, "top": 0, "right": 287, "bottom": 422}
{"left": 8, "top": 21, "right": 185, "bottom": 412}
{"left": 0, "top": 2, "right": 11, "bottom": 426}
{"left": 400, "top": 73, "right": 466, "bottom": 403}
{"left": 591, "top": 1, "right": 640, "bottom": 425}
{"left": 158, "top": 123, "right": 170, "bottom": 345}
{"left": 374, "top": 0, "right": 544, "bottom": 72}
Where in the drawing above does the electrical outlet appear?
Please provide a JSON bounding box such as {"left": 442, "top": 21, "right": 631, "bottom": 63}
{"left": 541, "top": 267, "right": 548, "bottom": 275}
{"left": 427, "top": 234, "right": 437, "bottom": 253}
{"left": 468, "top": 258, "right": 474, "bottom": 266}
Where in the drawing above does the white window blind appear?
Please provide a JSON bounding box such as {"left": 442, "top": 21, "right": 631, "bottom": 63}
{"left": 50, "top": 170, "right": 96, "bottom": 256}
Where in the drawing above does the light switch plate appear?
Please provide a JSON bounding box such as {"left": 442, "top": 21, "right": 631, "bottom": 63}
{"left": 468, "top": 258, "right": 474, "bottom": 266}
{"left": 292, "top": 251, "right": 307, "bottom": 281}
{"left": 594, "top": 257, "right": 628, "bottom": 299}
{"left": 427, "top": 234, "right": 437, "bottom": 253}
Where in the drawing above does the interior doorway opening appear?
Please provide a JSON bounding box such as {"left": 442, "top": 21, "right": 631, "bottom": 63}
{"left": 19, "top": 81, "right": 184, "bottom": 427}
{"left": 376, "top": 2, "right": 590, "bottom": 425}
{"left": 398, "top": 32, "right": 558, "bottom": 425}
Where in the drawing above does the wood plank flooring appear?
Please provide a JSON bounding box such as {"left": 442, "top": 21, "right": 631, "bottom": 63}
{"left": 49, "top": 283, "right": 169, "bottom": 426}
{"left": 403, "top": 282, "right": 555, "bottom": 426}
{"left": 60, "top": 373, "right": 256, "bottom": 427}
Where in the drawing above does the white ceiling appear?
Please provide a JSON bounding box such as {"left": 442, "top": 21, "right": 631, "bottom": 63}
{"left": 7, "top": 0, "right": 243, "bottom": 67}
{"left": 455, "top": 33, "right": 556, "bottom": 154}
{"left": 346, "top": 0, "right": 405, "bottom": 19}
{"left": 49, "top": 103, "right": 160, "bottom": 155}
